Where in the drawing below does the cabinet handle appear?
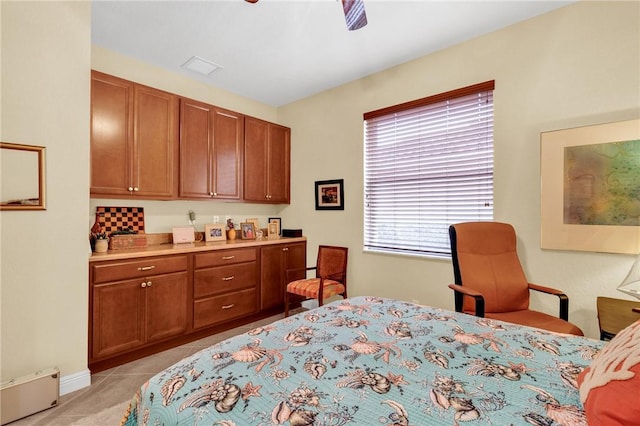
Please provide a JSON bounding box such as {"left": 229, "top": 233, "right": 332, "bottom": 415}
{"left": 137, "top": 266, "right": 155, "bottom": 271}
{"left": 221, "top": 256, "right": 235, "bottom": 260}
{"left": 213, "top": 192, "right": 218, "bottom": 196}
{"left": 133, "top": 187, "right": 139, "bottom": 192}
{"left": 222, "top": 276, "right": 235, "bottom": 281}
{"left": 282, "top": 247, "right": 288, "bottom": 252}
{"left": 147, "top": 281, "right": 152, "bottom": 287}
{"left": 128, "top": 187, "right": 134, "bottom": 192}
{"left": 141, "top": 281, "right": 147, "bottom": 288}
{"left": 221, "top": 304, "right": 234, "bottom": 309}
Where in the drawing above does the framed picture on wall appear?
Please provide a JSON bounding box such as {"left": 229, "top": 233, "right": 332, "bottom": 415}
{"left": 315, "top": 179, "right": 344, "bottom": 210}
{"left": 540, "top": 118, "right": 640, "bottom": 254}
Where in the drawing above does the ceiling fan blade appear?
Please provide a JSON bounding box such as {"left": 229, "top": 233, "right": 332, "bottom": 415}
{"left": 341, "top": 0, "right": 367, "bottom": 31}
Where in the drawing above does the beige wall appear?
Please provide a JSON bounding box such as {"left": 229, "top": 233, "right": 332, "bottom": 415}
{"left": 278, "top": 1, "right": 640, "bottom": 339}
{"left": 1, "top": 1, "right": 91, "bottom": 389}
{"left": 0, "top": 0, "right": 637, "bottom": 393}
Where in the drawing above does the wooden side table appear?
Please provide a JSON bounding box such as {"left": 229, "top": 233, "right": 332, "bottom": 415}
{"left": 597, "top": 296, "right": 640, "bottom": 340}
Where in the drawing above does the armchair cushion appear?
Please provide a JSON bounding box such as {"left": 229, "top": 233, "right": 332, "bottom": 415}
{"left": 286, "top": 278, "right": 345, "bottom": 300}
{"left": 486, "top": 310, "right": 583, "bottom": 336}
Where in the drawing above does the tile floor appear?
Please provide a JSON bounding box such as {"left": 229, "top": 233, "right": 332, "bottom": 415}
{"left": 9, "top": 310, "right": 300, "bottom": 425}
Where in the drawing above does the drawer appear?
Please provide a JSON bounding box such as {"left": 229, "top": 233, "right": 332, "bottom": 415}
{"left": 92, "top": 255, "right": 188, "bottom": 284}
{"left": 194, "top": 248, "right": 257, "bottom": 269}
{"left": 194, "top": 263, "right": 257, "bottom": 298}
{"left": 193, "top": 288, "right": 258, "bottom": 329}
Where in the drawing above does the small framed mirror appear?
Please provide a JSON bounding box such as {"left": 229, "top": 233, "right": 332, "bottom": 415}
{"left": 1, "top": 142, "right": 46, "bottom": 210}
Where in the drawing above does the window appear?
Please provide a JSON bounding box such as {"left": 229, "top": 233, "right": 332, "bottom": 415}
{"left": 364, "top": 81, "right": 494, "bottom": 257}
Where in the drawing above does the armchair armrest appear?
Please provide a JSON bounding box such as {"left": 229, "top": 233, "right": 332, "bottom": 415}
{"left": 448, "top": 284, "right": 485, "bottom": 317}
{"left": 528, "top": 283, "right": 569, "bottom": 321}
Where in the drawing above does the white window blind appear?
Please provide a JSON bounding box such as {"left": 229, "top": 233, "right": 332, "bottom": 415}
{"left": 364, "top": 81, "right": 494, "bottom": 257}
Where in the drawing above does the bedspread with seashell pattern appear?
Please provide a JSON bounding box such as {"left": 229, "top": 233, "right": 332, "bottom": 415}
{"left": 122, "top": 296, "right": 603, "bottom": 426}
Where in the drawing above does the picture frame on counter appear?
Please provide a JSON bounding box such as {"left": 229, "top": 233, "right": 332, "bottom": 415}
{"left": 268, "top": 222, "right": 279, "bottom": 239}
{"left": 240, "top": 222, "right": 256, "bottom": 239}
{"left": 268, "top": 217, "right": 281, "bottom": 236}
{"left": 204, "top": 223, "right": 226, "bottom": 242}
{"left": 245, "top": 217, "right": 260, "bottom": 231}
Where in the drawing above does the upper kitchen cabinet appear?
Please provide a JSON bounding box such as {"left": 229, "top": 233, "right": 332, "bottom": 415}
{"left": 244, "top": 117, "right": 290, "bottom": 204}
{"left": 90, "top": 71, "right": 179, "bottom": 199}
{"left": 179, "top": 98, "right": 244, "bottom": 200}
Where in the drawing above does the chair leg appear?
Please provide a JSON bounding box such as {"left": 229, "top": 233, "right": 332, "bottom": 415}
{"left": 284, "top": 291, "right": 290, "bottom": 317}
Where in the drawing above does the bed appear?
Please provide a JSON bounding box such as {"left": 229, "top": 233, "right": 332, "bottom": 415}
{"left": 121, "top": 296, "right": 607, "bottom": 426}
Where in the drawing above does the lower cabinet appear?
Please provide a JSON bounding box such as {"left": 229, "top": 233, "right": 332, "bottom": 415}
{"left": 90, "top": 255, "right": 188, "bottom": 361}
{"left": 260, "top": 242, "right": 306, "bottom": 310}
{"left": 193, "top": 248, "right": 258, "bottom": 329}
{"left": 89, "top": 240, "right": 306, "bottom": 372}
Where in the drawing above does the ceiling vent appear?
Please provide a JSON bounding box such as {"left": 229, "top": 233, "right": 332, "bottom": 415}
{"left": 181, "top": 56, "right": 222, "bottom": 76}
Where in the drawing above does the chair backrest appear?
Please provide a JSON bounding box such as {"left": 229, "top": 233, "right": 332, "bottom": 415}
{"left": 450, "top": 222, "right": 530, "bottom": 313}
{"left": 316, "top": 245, "right": 348, "bottom": 284}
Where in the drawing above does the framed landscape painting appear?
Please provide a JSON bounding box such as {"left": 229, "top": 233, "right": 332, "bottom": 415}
{"left": 540, "top": 118, "right": 639, "bottom": 254}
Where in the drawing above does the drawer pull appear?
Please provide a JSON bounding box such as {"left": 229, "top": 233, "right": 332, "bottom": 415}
{"left": 222, "top": 276, "right": 235, "bottom": 281}
{"left": 137, "top": 266, "right": 155, "bottom": 271}
{"left": 221, "top": 256, "right": 235, "bottom": 260}
{"left": 221, "top": 304, "right": 235, "bottom": 310}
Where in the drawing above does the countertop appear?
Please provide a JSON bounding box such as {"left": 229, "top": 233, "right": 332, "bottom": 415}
{"left": 89, "top": 236, "right": 307, "bottom": 262}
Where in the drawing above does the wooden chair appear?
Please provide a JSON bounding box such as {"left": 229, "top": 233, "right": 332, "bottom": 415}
{"left": 284, "top": 245, "right": 348, "bottom": 317}
{"left": 597, "top": 296, "right": 640, "bottom": 340}
{"left": 448, "top": 222, "right": 583, "bottom": 336}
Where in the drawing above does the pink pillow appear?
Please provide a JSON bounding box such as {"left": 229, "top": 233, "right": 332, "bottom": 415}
{"left": 578, "top": 319, "right": 640, "bottom": 425}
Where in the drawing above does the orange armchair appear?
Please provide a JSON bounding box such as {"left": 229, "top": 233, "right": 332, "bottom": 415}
{"left": 284, "top": 245, "right": 348, "bottom": 317}
{"left": 448, "top": 222, "right": 583, "bottom": 336}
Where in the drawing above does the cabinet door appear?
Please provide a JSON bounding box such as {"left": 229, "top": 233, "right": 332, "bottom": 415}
{"left": 144, "top": 271, "right": 188, "bottom": 343}
{"left": 180, "top": 100, "right": 243, "bottom": 200}
{"left": 212, "top": 108, "right": 244, "bottom": 199}
{"left": 133, "top": 85, "right": 178, "bottom": 198}
{"left": 179, "top": 98, "right": 212, "bottom": 199}
{"left": 244, "top": 117, "right": 291, "bottom": 203}
{"left": 90, "top": 72, "right": 178, "bottom": 199}
{"left": 90, "top": 71, "right": 133, "bottom": 197}
{"left": 266, "top": 124, "right": 290, "bottom": 203}
{"left": 260, "top": 243, "right": 306, "bottom": 310}
{"left": 244, "top": 117, "right": 269, "bottom": 202}
{"left": 92, "top": 279, "right": 144, "bottom": 359}
{"left": 260, "top": 245, "right": 285, "bottom": 310}
{"left": 284, "top": 242, "right": 306, "bottom": 280}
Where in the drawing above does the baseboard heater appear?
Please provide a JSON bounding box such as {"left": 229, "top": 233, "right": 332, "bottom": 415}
{"left": 1, "top": 367, "right": 59, "bottom": 425}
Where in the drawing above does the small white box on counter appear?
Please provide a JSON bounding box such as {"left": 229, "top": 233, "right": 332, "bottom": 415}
{"left": 172, "top": 226, "right": 195, "bottom": 244}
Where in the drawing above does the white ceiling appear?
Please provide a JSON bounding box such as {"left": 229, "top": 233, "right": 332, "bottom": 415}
{"left": 92, "top": 0, "right": 574, "bottom": 107}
